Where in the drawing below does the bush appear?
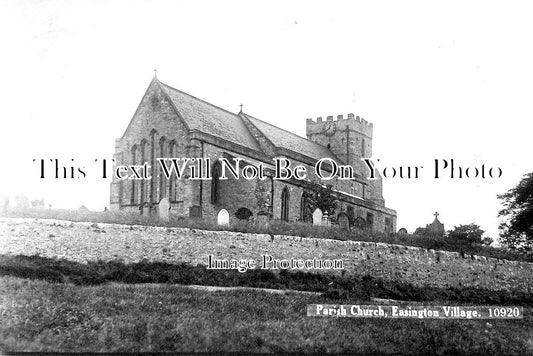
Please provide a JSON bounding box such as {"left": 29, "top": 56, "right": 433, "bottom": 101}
{"left": 447, "top": 223, "right": 485, "bottom": 245}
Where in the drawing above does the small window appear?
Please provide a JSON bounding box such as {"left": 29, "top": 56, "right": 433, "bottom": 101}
{"left": 366, "top": 212, "right": 374, "bottom": 230}
{"left": 385, "top": 217, "right": 392, "bottom": 233}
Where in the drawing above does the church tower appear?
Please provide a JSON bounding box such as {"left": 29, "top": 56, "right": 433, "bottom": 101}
{"left": 306, "top": 114, "right": 384, "bottom": 205}
{"left": 306, "top": 113, "right": 373, "bottom": 173}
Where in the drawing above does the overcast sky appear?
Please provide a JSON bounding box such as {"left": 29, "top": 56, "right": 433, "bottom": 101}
{"left": 1, "top": 0, "right": 532, "bottom": 239}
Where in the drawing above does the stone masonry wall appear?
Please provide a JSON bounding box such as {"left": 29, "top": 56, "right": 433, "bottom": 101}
{"left": 1, "top": 217, "right": 532, "bottom": 293}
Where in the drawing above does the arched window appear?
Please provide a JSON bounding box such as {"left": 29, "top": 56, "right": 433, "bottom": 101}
{"left": 300, "top": 191, "right": 312, "bottom": 223}
{"left": 130, "top": 144, "right": 138, "bottom": 205}
{"left": 211, "top": 161, "right": 221, "bottom": 205}
{"left": 149, "top": 130, "right": 157, "bottom": 203}
{"left": 281, "top": 186, "right": 290, "bottom": 222}
{"left": 362, "top": 138, "right": 366, "bottom": 157}
{"left": 140, "top": 139, "right": 148, "bottom": 204}
{"left": 168, "top": 140, "right": 176, "bottom": 201}
{"left": 159, "top": 136, "right": 166, "bottom": 201}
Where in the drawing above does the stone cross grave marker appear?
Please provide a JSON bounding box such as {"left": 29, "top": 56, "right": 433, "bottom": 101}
{"left": 217, "top": 209, "right": 230, "bottom": 226}
{"left": 312, "top": 208, "right": 323, "bottom": 226}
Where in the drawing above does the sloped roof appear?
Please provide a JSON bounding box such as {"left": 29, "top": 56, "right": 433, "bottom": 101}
{"left": 159, "top": 80, "right": 338, "bottom": 162}
{"left": 159, "top": 82, "right": 261, "bottom": 151}
{"left": 242, "top": 113, "right": 336, "bottom": 161}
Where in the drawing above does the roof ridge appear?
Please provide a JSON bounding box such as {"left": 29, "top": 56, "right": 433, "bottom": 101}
{"left": 244, "top": 113, "right": 310, "bottom": 140}
{"left": 159, "top": 82, "right": 240, "bottom": 118}
{"left": 245, "top": 113, "right": 333, "bottom": 150}
{"left": 160, "top": 81, "right": 343, "bottom": 163}
{"left": 239, "top": 113, "right": 277, "bottom": 155}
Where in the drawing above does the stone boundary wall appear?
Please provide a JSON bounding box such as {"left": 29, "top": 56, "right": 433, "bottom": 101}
{"left": 1, "top": 217, "right": 532, "bottom": 293}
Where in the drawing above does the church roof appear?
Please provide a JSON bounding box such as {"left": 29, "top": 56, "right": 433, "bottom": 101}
{"left": 159, "top": 83, "right": 262, "bottom": 152}
{"left": 242, "top": 113, "right": 335, "bottom": 161}
{"left": 158, "top": 80, "right": 338, "bottom": 162}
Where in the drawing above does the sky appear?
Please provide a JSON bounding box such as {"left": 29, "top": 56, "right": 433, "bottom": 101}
{"left": 1, "top": 0, "right": 532, "bottom": 240}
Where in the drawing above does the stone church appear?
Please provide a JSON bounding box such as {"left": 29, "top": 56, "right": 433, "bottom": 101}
{"left": 110, "top": 76, "right": 397, "bottom": 232}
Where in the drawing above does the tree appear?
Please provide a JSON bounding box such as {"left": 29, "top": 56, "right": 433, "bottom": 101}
{"left": 482, "top": 237, "right": 494, "bottom": 246}
{"left": 447, "top": 223, "right": 484, "bottom": 245}
{"left": 498, "top": 172, "right": 533, "bottom": 251}
{"left": 309, "top": 184, "right": 337, "bottom": 217}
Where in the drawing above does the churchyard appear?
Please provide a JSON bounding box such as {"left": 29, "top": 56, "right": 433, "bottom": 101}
{"left": 1, "top": 210, "right": 532, "bottom": 353}
{"left": 2, "top": 206, "right": 531, "bottom": 262}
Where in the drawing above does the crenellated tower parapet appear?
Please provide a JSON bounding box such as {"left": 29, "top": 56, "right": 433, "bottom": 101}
{"left": 306, "top": 113, "right": 374, "bottom": 165}
{"left": 306, "top": 113, "right": 373, "bottom": 139}
{"left": 305, "top": 112, "right": 383, "bottom": 204}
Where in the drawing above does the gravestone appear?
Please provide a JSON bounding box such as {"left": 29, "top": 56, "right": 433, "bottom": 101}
{"left": 338, "top": 213, "right": 350, "bottom": 230}
{"left": 1, "top": 195, "right": 9, "bottom": 213}
{"left": 142, "top": 202, "right": 151, "bottom": 216}
{"left": 13, "top": 195, "right": 29, "bottom": 211}
{"left": 354, "top": 216, "right": 367, "bottom": 230}
{"left": 159, "top": 198, "right": 170, "bottom": 221}
{"left": 189, "top": 205, "right": 202, "bottom": 219}
{"left": 312, "top": 208, "right": 323, "bottom": 226}
{"left": 322, "top": 212, "right": 331, "bottom": 227}
{"left": 217, "top": 209, "right": 230, "bottom": 226}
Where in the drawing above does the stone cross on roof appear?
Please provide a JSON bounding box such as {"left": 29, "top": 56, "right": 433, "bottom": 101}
{"left": 434, "top": 211, "right": 439, "bottom": 219}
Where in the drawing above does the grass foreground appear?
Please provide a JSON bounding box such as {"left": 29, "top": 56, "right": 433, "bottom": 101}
{"left": 1, "top": 254, "right": 532, "bottom": 306}
{"left": 1, "top": 276, "right": 533, "bottom": 354}
{"left": 1, "top": 255, "right": 533, "bottom": 354}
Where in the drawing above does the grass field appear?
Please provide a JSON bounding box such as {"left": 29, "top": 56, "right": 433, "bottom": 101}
{"left": 2, "top": 213, "right": 532, "bottom": 353}
{"left": 2, "top": 254, "right": 532, "bottom": 306}
{"left": 1, "top": 255, "right": 533, "bottom": 354}
{"left": 1, "top": 276, "right": 532, "bottom": 354}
